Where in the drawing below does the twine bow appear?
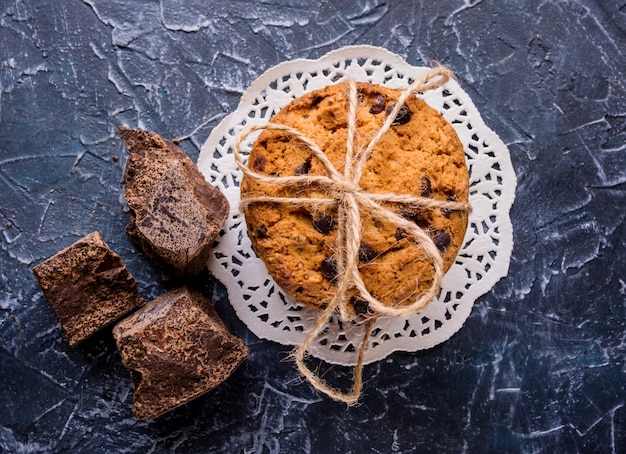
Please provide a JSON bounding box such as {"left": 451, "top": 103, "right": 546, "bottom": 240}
{"left": 234, "top": 66, "right": 471, "bottom": 404}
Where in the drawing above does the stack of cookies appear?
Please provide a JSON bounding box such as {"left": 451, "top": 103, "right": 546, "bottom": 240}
{"left": 240, "top": 82, "right": 469, "bottom": 316}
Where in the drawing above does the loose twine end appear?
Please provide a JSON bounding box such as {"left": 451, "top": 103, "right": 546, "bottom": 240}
{"left": 234, "top": 65, "right": 470, "bottom": 405}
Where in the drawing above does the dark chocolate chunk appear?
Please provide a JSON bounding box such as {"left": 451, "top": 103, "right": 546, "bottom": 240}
{"left": 358, "top": 242, "right": 377, "bottom": 262}
{"left": 400, "top": 207, "right": 416, "bottom": 220}
{"left": 386, "top": 103, "right": 411, "bottom": 125}
{"left": 320, "top": 256, "right": 338, "bottom": 283}
{"left": 294, "top": 161, "right": 311, "bottom": 175}
{"left": 313, "top": 213, "right": 334, "bottom": 234}
{"left": 311, "top": 95, "right": 324, "bottom": 107}
{"left": 421, "top": 175, "right": 432, "bottom": 197}
{"left": 441, "top": 194, "right": 458, "bottom": 218}
{"left": 434, "top": 231, "right": 451, "bottom": 252}
{"left": 351, "top": 296, "right": 370, "bottom": 316}
{"left": 400, "top": 208, "right": 430, "bottom": 230}
{"left": 113, "top": 287, "right": 249, "bottom": 420}
{"left": 256, "top": 225, "right": 268, "bottom": 238}
{"left": 369, "top": 94, "right": 386, "bottom": 114}
{"left": 120, "top": 127, "right": 229, "bottom": 279}
{"left": 32, "top": 231, "right": 143, "bottom": 347}
{"left": 253, "top": 155, "right": 267, "bottom": 171}
{"left": 413, "top": 215, "right": 431, "bottom": 230}
{"left": 395, "top": 227, "right": 405, "bottom": 242}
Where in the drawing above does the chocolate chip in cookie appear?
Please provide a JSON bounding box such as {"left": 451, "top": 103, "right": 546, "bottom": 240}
{"left": 387, "top": 103, "right": 411, "bottom": 125}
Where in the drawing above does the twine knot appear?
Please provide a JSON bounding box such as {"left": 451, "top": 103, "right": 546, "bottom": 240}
{"left": 234, "top": 66, "right": 471, "bottom": 405}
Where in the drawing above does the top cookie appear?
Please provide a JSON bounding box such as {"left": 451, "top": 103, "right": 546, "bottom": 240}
{"left": 121, "top": 127, "right": 229, "bottom": 279}
{"left": 240, "top": 82, "right": 469, "bottom": 315}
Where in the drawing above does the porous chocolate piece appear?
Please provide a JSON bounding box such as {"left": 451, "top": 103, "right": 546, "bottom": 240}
{"left": 120, "top": 127, "right": 229, "bottom": 279}
{"left": 113, "top": 287, "right": 249, "bottom": 420}
{"left": 32, "top": 231, "right": 143, "bottom": 347}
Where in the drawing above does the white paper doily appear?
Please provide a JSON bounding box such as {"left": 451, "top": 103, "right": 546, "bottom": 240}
{"left": 197, "top": 45, "right": 516, "bottom": 366}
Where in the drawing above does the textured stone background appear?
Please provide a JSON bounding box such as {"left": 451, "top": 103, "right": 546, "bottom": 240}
{"left": 1, "top": 1, "right": 625, "bottom": 452}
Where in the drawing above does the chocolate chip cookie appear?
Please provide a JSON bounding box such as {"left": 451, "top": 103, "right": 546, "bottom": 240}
{"left": 240, "top": 82, "right": 469, "bottom": 314}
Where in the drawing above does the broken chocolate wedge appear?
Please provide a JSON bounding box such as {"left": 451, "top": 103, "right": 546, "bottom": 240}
{"left": 113, "top": 286, "right": 249, "bottom": 420}
{"left": 120, "top": 127, "right": 229, "bottom": 279}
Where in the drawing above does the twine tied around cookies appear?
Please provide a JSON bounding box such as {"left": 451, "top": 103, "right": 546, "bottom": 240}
{"left": 234, "top": 66, "right": 472, "bottom": 405}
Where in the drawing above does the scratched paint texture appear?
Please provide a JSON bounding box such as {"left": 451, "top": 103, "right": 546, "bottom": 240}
{"left": 1, "top": 0, "right": 625, "bottom": 452}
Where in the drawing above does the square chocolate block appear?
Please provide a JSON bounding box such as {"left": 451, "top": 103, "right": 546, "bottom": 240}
{"left": 33, "top": 231, "right": 143, "bottom": 347}
{"left": 113, "top": 286, "right": 249, "bottom": 419}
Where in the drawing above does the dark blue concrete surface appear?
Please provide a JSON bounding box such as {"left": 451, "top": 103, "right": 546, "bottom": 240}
{"left": 1, "top": 1, "right": 625, "bottom": 452}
